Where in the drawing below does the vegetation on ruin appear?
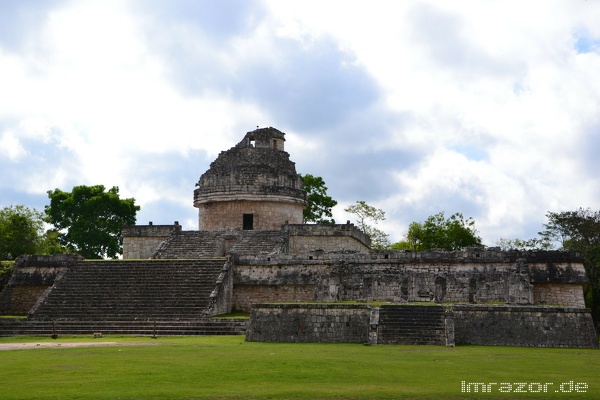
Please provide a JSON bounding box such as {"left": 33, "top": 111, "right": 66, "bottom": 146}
{"left": 398, "top": 212, "right": 483, "bottom": 251}
{"left": 0, "top": 261, "right": 14, "bottom": 293}
{"left": 344, "top": 200, "right": 390, "bottom": 249}
{"left": 45, "top": 185, "right": 140, "bottom": 259}
{"left": 299, "top": 174, "right": 338, "bottom": 224}
{"left": 0, "top": 335, "right": 598, "bottom": 399}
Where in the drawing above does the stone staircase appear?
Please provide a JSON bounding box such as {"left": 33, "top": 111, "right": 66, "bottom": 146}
{"left": 153, "top": 230, "right": 288, "bottom": 259}
{"left": 0, "top": 258, "right": 251, "bottom": 337}
{"left": 0, "top": 318, "right": 248, "bottom": 337}
{"left": 29, "top": 259, "right": 226, "bottom": 321}
{"left": 377, "top": 305, "right": 447, "bottom": 345}
{"left": 231, "top": 231, "right": 287, "bottom": 255}
{"left": 153, "top": 232, "right": 223, "bottom": 258}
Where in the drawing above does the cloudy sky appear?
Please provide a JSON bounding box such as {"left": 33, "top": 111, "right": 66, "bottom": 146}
{"left": 1, "top": 0, "right": 600, "bottom": 246}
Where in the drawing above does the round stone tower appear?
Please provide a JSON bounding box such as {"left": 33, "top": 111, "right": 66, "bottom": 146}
{"left": 193, "top": 127, "right": 306, "bottom": 231}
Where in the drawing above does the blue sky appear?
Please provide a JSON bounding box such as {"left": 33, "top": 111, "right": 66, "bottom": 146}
{"left": 1, "top": 0, "right": 600, "bottom": 245}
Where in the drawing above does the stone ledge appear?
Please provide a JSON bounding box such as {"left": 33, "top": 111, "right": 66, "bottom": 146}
{"left": 451, "top": 304, "right": 592, "bottom": 313}
{"left": 253, "top": 303, "right": 372, "bottom": 310}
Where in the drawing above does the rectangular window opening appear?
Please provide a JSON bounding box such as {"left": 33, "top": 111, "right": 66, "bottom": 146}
{"left": 243, "top": 214, "right": 254, "bottom": 230}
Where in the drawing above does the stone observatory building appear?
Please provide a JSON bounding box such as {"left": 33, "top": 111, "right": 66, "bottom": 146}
{"left": 1, "top": 126, "right": 597, "bottom": 349}
{"left": 121, "top": 127, "right": 370, "bottom": 260}
{"left": 194, "top": 127, "right": 306, "bottom": 231}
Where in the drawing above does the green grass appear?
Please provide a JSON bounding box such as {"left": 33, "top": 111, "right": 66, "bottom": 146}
{"left": 213, "top": 311, "right": 251, "bottom": 318}
{"left": 0, "top": 335, "right": 598, "bottom": 399}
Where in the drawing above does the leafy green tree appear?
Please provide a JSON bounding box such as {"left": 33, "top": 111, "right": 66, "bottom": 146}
{"left": 0, "top": 205, "right": 45, "bottom": 260}
{"left": 405, "top": 212, "right": 482, "bottom": 251}
{"left": 389, "top": 240, "right": 414, "bottom": 251}
{"left": 1, "top": 261, "right": 14, "bottom": 293}
{"left": 300, "top": 174, "right": 338, "bottom": 224}
{"left": 539, "top": 208, "right": 600, "bottom": 321}
{"left": 344, "top": 200, "right": 390, "bottom": 250}
{"left": 45, "top": 185, "right": 140, "bottom": 259}
{"left": 40, "top": 230, "right": 69, "bottom": 255}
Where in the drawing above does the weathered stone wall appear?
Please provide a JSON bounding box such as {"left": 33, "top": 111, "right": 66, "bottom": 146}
{"left": 324, "top": 263, "right": 534, "bottom": 304}
{"left": 1, "top": 285, "right": 50, "bottom": 315}
{"left": 234, "top": 251, "right": 588, "bottom": 308}
{"left": 204, "top": 258, "right": 234, "bottom": 316}
{"left": 246, "top": 303, "right": 598, "bottom": 348}
{"left": 453, "top": 305, "right": 598, "bottom": 348}
{"left": 285, "top": 223, "right": 371, "bottom": 253}
{"left": 233, "top": 261, "right": 536, "bottom": 310}
{"left": 0, "top": 254, "right": 81, "bottom": 315}
{"left": 533, "top": 283, "right": 586, "bottom": 308}
{"left": 198, "top": 200, "right": 304, "bottom": 231}
{"left": 246, "top": 304, "right": 371, "bottom": 343}
{"left": 122, "top": 223, "right": 182, "bottom": 259}
{"left": 233, "top": 284, "right": 316, "bottom": 312}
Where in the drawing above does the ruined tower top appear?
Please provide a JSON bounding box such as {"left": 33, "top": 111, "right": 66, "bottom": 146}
{"left": 193, "top": 127, "right": 306, "bottom": 231}
{"left": 237, "top": 126, "right": 286, "bottom": 151}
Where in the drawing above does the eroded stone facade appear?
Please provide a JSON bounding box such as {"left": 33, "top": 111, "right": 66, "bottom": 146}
{"left": 232, "top": 250, "right": 589, "bottom": 312}
{"left": 533, "top": 283, "right": 586, "bottom": 308}
{"left": 0, "top": 254, "right": 79, "bottom": 315}
{"left": 122, "top": 223, "right": 182, "bottom": 259}
{"left": 233, "top": 284, "right": 315, "bottom": 313}
{"left": 199, "top": 200, "right": 304, "bottom": 231}
{"left": 453, "top": 305, "right": 598, "bottom": 348}
{"left": 194, "top": 127, "right": 306, "bottom": 231}
{"left": 246, "top": 303, "right": 599, "bottom": 348}
{"left": 285, "top": 223, "right": 371, "bottom": 253}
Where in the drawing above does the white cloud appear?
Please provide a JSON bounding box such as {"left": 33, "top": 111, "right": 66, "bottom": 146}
{"left": 0, "top": 131, "right": 25, "bottom": 160}
{"left": 1, "top": 0, "right": 600, "bottom": 244}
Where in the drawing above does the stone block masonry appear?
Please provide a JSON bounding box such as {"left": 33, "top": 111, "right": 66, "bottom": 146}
{"left": 453, "top": 305, "right": 598, "bottom": 348}
{"left": 0, "top": 254, "right": 81, "bottom": 315}
{"left": 0, "top": 285, "right": 51, "bottom": 315}
{"left": 533, "top": 283, "right": 586, "bottom": 308}
{"left": 198, "top": 200, "right": 304, "bottom": 231}
{"left": 284, "top": 223, "right": 371, "bottom": 253}
{"left": 122, "top": 223, "right": 182, "bottom": 259}
{"left": 246, "top": 303, "right": 598, "bottom": 348}
{"left": 233, "top": 284, "right": 316, "bottom": 312}
{"left": 234, "top": 250, "right": 589, "bottom": 310}
{"left": 246, "top": 304, "right": 372, "bottom": 343}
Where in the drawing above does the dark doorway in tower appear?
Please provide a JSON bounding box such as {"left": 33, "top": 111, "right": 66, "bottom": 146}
{"left": 243, "top": 214, "right": 254, "bottom": 230}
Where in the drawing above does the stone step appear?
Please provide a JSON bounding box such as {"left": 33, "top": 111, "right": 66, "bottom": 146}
{"left": 377, "top": 305, "right": 447, "bottom": 345}
{"left": 0, "top": 318, "right": 248, "bottom": 336}
{"left": 30, "top": 258, "right": 227, "bottom": 321}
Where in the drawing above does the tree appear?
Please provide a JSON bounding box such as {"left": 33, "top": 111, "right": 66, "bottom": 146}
{"left": 344, "top": 200, "right": 390, "bottom": 250}
{"left": 539, "top": 208, "right": 600, "bottom": 321}
{"left": 0, "top": 205, "right": 45, "bottom": 260}
{"left": 404, "top": 212, "right": 482, "bottom": 251}
{"left": 300, "top": 174, "right": 338, "bottom": 224}
{"left": 45, "top": 185, "right": 140, "bottom": 259}
{"left": 389, "top": 240, "right": 414, "bottom": 251}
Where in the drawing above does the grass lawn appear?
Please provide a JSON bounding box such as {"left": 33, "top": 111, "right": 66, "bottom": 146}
{"left": 0, "top": 335, "right": 598, "bottom": 399}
